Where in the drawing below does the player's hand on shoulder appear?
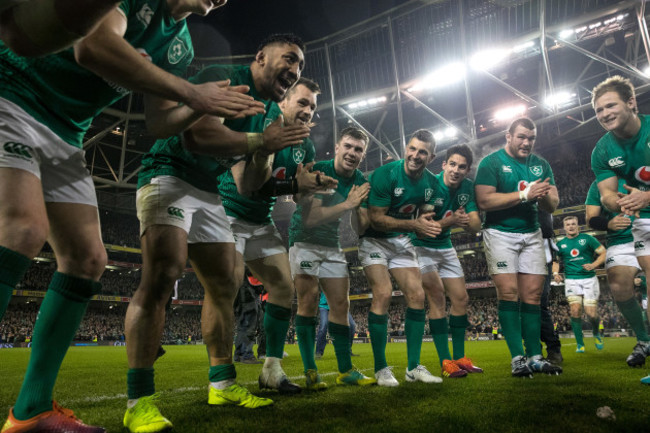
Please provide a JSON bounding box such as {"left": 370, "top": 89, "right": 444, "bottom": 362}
{"left": 188, "top": 79, "right": 266, "bottom": 119}
{"left": 296, "top": 162, "right": 338, "bottom": 194}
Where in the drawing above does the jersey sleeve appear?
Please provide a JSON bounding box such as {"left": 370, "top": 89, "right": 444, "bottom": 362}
{"left": 190, "top": 65, "right": 233, "bottom": 85}
{"left": 368, "top": 167, "right": 393, "bottom": 208}
{"left": 587, "top": 235, "right": 602, "bottom": 251}
{"left": 542, "top": 159, "right": 555, "bottom": 186}
{"left": 591, "top": 142, "right": 617, "bottom": 183}
{"left": 118, "top": 0, "right": 131, "bottom": 18}
{"left": 585, "top": 181, "right": 600, "bottom": 206}
{"left": 304, "top": 138, "right": 316, "bottom": 164}
{"left": 474, "top": 156, "right": 497, "bottom": 187}
{"left": 464, "top": 180, "right": 479, "bottom": 213}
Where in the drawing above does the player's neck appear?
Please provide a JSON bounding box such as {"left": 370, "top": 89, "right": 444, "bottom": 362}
{"left": 613, "top": 115, "right": 641, "bottom": 140}
{"left": 566, "top": 233, "right": 578, "bottom": 239}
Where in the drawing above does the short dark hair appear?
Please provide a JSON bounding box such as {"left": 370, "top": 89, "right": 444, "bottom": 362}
{"left": 257, "top": 33, "right": 306, "bottom": 54}
{"left": 338, "top": 126, "right": 369, "bottom": 146}
{"left": 508, "top": 117, "right": 536, "bottom": 135}
{"left": 445, "top": 144, "right": 474, "bottom": 168}
{"left": 286, "top": 77, "right": 321, "bottom": 98}
{"left": 563, "top": 215, "right": 578, "bottom": 223}
{"left": 409, "top": 129, "right": 436, "bottom": 153}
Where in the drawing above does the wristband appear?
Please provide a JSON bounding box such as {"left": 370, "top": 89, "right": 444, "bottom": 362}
{"left": 246, "top": 133, "right": 264, "bottom": 153}
{"left": 553, "top": 272, "right": 559, "bottom": 276}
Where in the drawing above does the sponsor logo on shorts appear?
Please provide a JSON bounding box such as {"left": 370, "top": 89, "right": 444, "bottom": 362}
{"left": 496, "top": 261, "right": 507, "bottom": 269}
{"left": 457, "top": 193, "right": 469, "bottom": 206}
{"left": 635, "top": 241, "right": 645, "bottom": 251}
{"left": 369, "top": 253, "right": 382, "bottom": 259}
{"left": 292, "top": 147, "right": 306, "bottom": 164}
{"left": 3, "top": 141, "right": 33, "bottom": 161}
{"left": 168, "top": 37, "right": 189, "bottom": 65}
{"left": 167, "top": 206, "right": 185, "bottom": 219}
{"left": 608, "top": 156, "right": 625, "bottom": 168}
{"left": 606, "top": 257, "right": 614, "bottom": 264}
{"left": 136, "top": 3, "right": 154, "bottom": 27}
{"left": 502, "top": 165, "right": 512, "bottom": 173}
{"left": 300, "top": 261, "right": 313, "bottom": 269}
{"left": 634, "top": 166, "right": 650, "bottom": 185}
{"left": 394, "top": 187, "right": 404, "bottom": 197}
{"left": 529, "top": 165, "right": 543, "bottom": 176}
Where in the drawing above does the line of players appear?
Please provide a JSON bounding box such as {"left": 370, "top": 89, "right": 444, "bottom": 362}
{"left": 1, "top": 1, "right": 649, "bottom": 431}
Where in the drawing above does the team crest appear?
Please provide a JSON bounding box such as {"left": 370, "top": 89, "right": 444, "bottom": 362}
{"left": 529, "top": 165, "right": 543, "bottom": 177}
{"left": 292, "top": 147, "right": 306, "bottom": 164}
{"left": 168, "top": 37, "right": 189, "bottom": 65}
{"left": 579, "top": 239, "right": 586, "bottom": 246}
{"left": 424, "top": 188, "right": 434, "bottom": 202}
{"left": 457, "top": 193, "right": 469, "bottom": 206}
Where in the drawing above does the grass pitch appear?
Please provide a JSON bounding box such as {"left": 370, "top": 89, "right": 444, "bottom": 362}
{"left": 1, "top": 337, "right": 648, "bottom": 433}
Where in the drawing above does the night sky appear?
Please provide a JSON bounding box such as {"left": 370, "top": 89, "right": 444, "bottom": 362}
{"left": 187, "top": 0, "right": 411, "bottom": 57}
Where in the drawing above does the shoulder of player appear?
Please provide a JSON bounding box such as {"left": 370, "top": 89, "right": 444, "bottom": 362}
{"left": 190, "top": 64, "right": 243, "bottom": 86}
{"left": 312, "top": 159, "right": 333, "bottom": 172}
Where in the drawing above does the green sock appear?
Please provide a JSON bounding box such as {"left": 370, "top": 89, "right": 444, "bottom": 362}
{"left": 329, "top": 321, "right": 352, "bottom": 373}
{"left": 368, "top": 312, "right": 388, "bottom": 373}
{"left": 0, "top": 246, "right": 32, "bottom": 321}
{"left": 127, "top": 368, "right": 155, "bottom": 399}
{"left": 520, "top": 302, "right": 542, "bottom": 357}
{"left": 429, "top": 318, "right": 451, "bottom": 365}
{"left": 449, "top": 314, "right": 469, "bottom": 360}
{"left": 209, "top": 364, "right": 236, "bottom": 382}
{"left": 264, "top": 303, "right": 291, "bottom": 359}
{"left": 571, "top": 317, "right": 584, "bottom": 346}
{"left": 405, "top": 308, "right": 425, "bottom": 370}
{"left": 13, "top": 272, "right": 100, "bottom": 420}
{"left": 616, "top": 298, "right": 650, "bottom": 341}
{"left": 295, "top": 315, "right": 317, "bottom": 372}
{"left": 588, "top": 316, "right": 601, "bottom": 337}
{"left": 498, "top": 300, "right": 524, "bottom": 358}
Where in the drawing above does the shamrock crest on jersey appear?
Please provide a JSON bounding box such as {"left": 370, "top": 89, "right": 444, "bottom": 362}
{"left": 579, "top": 238, "right": 586, "bottom": 246}
{"left": 293, "top": 147, "right": 306, "bottom": 164}
{"left": 457, "top": 193, "right": 470, "bottom": 207}
{"left": 529, "top": 165, "right": 543, "bottom": 176}
{"left": 168, "top": 37, "right": 190, "bottom": 65}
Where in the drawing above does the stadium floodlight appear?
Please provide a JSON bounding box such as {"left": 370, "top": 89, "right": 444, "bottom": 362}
{"left": 348, "top": 96, "right": 387, "bottom": 110}
{"left": 643, "top": 66, "right": 650, "bottom": 77}
{"left": 445, "top": 127, "right": 457, "bottom": 138}
{"left": 469, "top": 48, "right": 510, "bottom": 70}
{"left": 545, "top": 91, "right": 575, "bottom": 108}
{"left": 493, "top": 104, "right": 526, "bottom": 121}
{"left": 434, "top": 131, "right": 444, "bottom": 141}
{"left": 559, "top": 29, "right": 574, "bottom": 39}
{"left": 407, "top": 62, "right": 465, "bottom": 92}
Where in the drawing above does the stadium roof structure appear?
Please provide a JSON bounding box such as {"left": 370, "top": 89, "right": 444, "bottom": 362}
{"left": 88, "top": 0, "right": 650, "bottom": 213}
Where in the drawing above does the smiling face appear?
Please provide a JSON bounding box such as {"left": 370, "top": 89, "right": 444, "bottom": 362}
{"left": 278, "top": 84, "right": 317, "bottom": 126}
{"left": 505, "top": 125, "right": 536, "bottom": 161}
{"left": 594, "top": 91, "right": 638, "bottom": 137}
{"left": 404, "top": 137, "right": 434, "bottom": 177}
{"left": 255, "top": 43, "right": 305, "bottom": 102}
{"left": 442, "top": 153, "right": 469, "bottom": 188}
{"left": 334, "top": 135, "right": 367, "bottom": 177}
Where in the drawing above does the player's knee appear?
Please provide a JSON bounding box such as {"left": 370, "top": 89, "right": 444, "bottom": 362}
{"left": 406, "top": 290, "right": 425, "bottom": 308}
{"left": 57, "top": 243, "right": 107, "bottom": 280}
{"left": 0, "top": 217, "right": 49, "bottom": 258}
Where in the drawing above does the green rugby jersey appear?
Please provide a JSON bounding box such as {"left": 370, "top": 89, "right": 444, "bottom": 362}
{"left": 556, "top": 233, "right": 602, "bottom": 279}
{"left": 591, "top": 114, "right": 650, "bottom": 218}
{"left": 474, "top": 148, "right": 555, "bottom": 233}
{"left": 213, "top": 66, "right": 314, "bottom": 224}
{"left": 585, "top": 179, "right": 633, "bottom": 247}
{"left": 288, "top": 159, "right": 367, "bottom": 248}
{"left": 138, "top": 64, "right": 280, "bottom": 193}
{"left": 0, "top": 0, "right": 193, "bottom": 147}
{"left": 411, "top": 171, "right": 478, "bottom": 249}
{"left": 364, "top": 159, "right": 439, "bottom": 239}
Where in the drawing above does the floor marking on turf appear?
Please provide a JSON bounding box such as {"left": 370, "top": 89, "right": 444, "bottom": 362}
{"left": 64, "top": 368, "right": 375, "bottom": 406}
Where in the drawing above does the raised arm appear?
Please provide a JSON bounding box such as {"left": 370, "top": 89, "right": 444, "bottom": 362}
{"left": 304, "top": 183, "right": 370, "bottom": 228}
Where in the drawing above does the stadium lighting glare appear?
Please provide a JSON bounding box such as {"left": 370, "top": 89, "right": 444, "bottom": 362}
{"left": 445, "top": 127, "right": 457, "bottom": 138}
{"left": 545, "top": 91, "right": 575, "bottom": 108}
{"left": 644, "top": 66, "right": 650, "bottom": 77}
{"left": 348, "top": 96, "right": 387, "bottom": 110}
{"left": 512, "top": 41, "right": 535, "bottom": 53}
{"left": 469, "top": 48, "right": 510, "bottom": 70}
{"left": 559, "top": 29, "right": 574, "bottom": 38}
{"left": 433, "top": 131, "right": 444, "bottom": 141}
{"left": 493, "top": 104, "right": 526, "bottom": 121}
{"left": 407, "top": 62, "right": 465, "bottom": 92}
